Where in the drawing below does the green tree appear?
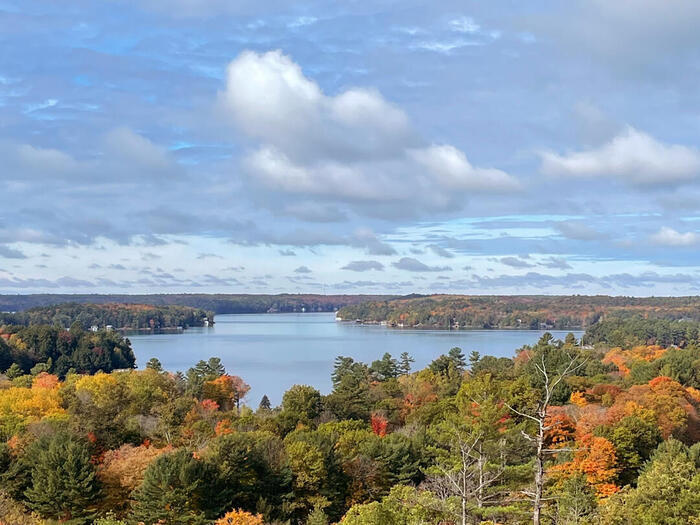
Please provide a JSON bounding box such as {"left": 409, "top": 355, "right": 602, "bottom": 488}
{"left": 598, "top": 411, "right": 661, "bottom": 486}
{"left": 258, "top": 394, "right": 272, "bottom": 412}
{"left": 132, "top": 449, "right": 223, "bottom": 524}
{"left": 24, "top": 432, "right": 101, "bottom": 522}
{"left": 326, "top": 357, "right": 372, "bottom": 420}
{"left": 145, "top": 357, "right": 163, "bottom": 372}
{"left": 370, "top": 353, "right": 399, "bottom": 381}
{"left": 398, "top": 352, "right": 414, "bottom": 375}
{"left": 306, "top": 504, "right": 329, "bottom": 525}
{"left": 206, "top": 431, "right": 291, "bottom": 521}
{"left": 341, "top": 485, "right": 456, "bottom": 525}
{"left": 186, "top": 357, "right": 226, "bottom": 397}
{"left": 600, "top": 439, "right": 700, "bottom": 525}
{"left": 5, "top": 363, "right": 23, "bottom": 379}
{"left": 280, "top": 385, "right": 322, "bottom": 432}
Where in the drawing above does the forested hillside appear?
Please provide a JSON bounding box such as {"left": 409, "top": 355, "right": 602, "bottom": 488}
{"left": 337, "top": 294, "right": 700, "bottom": 329}
{"left": 1, "top": 317, "right": 699, "bottom": 524}
{"left": 0, "top": 303, "right": 213, "bottom": 331}
{"left": 0, "top": 294, "right": 393, "bottom": 315}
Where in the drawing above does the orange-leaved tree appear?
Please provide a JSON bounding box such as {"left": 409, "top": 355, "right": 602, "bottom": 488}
{"left": 215, "top": 509, "right": 264, "bottom": 525}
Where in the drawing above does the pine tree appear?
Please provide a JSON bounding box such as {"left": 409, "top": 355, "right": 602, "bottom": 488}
{"left": 132, "top": 448, "right": 223, "bottom": 525}
{"left": 306, "top": 504, "right": 329, "bottom": 525}
{"left": 258, "top": 394, "right": 272, "bottom": 411}
{"left": 146, "top": 357, "right": 163, "bottom": 372}
{"left": 5, "top": 362, "right": 23, "bottom": 379}
{"left": 24, "top": 432, "right": 101, "bottom": 521}
{"left": 398, "top": 352, "right": 415, "bottom": 375}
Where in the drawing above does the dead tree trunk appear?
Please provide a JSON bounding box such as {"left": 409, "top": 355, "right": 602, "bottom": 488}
{"left": 506, "top": 350, "right": 587, "bottom": 525}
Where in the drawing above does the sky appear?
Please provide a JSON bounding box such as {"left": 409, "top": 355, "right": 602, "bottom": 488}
{"left": 1, "top": 0, "right": 700, "bottom": 296}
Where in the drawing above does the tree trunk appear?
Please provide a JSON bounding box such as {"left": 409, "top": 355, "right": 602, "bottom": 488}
{"left": 477, "top": 446, "right": 484, "bottom": 508}
{"left": 533, "top": 415, "right": 545, "bottom": 525}
{"left": 462, "top": 494, "right": 467, "bottom": 525}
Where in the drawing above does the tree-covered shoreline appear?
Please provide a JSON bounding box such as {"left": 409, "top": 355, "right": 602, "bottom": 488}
{"left": 337, "top": 294, "right": 700, "bottom": 330}
{"left": 0, "top": 303, "right": 213, "bottom": 331}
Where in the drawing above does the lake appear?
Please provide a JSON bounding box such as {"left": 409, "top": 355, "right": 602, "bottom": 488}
{"left": 128, "top": 313, "right": 583, "bottom": 406}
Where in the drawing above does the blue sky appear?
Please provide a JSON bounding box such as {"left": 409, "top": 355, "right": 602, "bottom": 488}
{"left": 1, "top": 0, "right": 699, "bottom": 295}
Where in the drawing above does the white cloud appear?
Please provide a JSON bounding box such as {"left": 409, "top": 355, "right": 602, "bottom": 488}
{"left": 650, "top": 226, "right": 700, "bottom": 247}
{"left": 448, "top": 16, "right": 480, "bottom": 33}
{"left": 410, "top": 39, "right": 484, "bottom": 54}
{"left": 410, "top": 145, "right": 520, "bottom": 192}
{"left": 540, "top": 126, "right": 700, "bottom": 184}
{"left": 222, "top": 50, "right": 518, "bottom": 213}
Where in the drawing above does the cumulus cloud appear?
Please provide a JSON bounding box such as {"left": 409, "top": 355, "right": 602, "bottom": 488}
{"left": 222, "top": 50, "right": 518, "bottom": 214}
{"left": 391, "top": 257, "right": 451, "bottom": 272}
{"left": 650, "top": 227, "right": 700, "bottom": 247}
{"left": 341, "top": 260, "right": 384, "bottom": 272}
{"left": 540, "top": 127, "right": 700, "bottom": 185}
{"left": 294, "top": 265, "right": 312, "bottom": 273}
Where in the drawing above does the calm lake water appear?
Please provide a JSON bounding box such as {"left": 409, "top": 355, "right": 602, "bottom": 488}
{"left": 128, "top": 313, "right": 583, "bottom": 406}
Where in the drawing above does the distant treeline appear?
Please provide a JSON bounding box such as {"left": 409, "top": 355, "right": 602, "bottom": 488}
{"left": 584, "top": 317, "right": 700, "bottom": 348}
{"left": 0, "top": 324, "right": 135, "bottom": 377}
{"left": 337, "top": 294, "right": 700, "bottom": 329}
{"left": 0, "top": 293, "right": 394, "bottom": 314}
{"left": 0, "top": 303, "right": 213, "bottom": 330}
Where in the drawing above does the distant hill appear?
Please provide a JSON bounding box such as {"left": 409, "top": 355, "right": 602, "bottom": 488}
{"left": 0, "top": 294, "right": 395, "bottom": 315}
{"left": 336, "top": 294, "right": 700, "bottom": 329}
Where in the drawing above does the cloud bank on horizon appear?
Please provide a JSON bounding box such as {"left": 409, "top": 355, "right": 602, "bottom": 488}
{"left": 0, "top": 0, "right": 699, "bottom": 296}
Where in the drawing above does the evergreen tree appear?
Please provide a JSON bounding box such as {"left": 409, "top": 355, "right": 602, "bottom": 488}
{"left": 398, "top": 352, "right": 414, "bottom": 375}
{"left": 370, "top": 353, "right": 399, "bottom": 380}
{"left": 468, "top": 350, "right": 481, "bottom": 370}
{"left": 146, "top": 357, "right": 163, "bottom": 372}
{"left": 186, "top": 357, "right": 226, "bottom": 397}
{"left": 326, "top": 356, "right": 372, "bottom": 420}
{"left": 132, "top": 449, "right": 223, "bottom": 525}
{"left": 5, "top": 363, "right": 23, "bottom": 379}
{"left": 448, "top": 347, "right": 467, "bottom": 371}
{"left": 306, "top": 504, "right": 329, "bottom": 525}
{"left": 24, "top": 432, "right": 101, "bottom": 522}
{"left": 258, "top": 394, "right": 272, "bottom": 411}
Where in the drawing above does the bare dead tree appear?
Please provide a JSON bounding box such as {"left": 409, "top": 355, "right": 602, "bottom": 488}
{"left": 505, "top": 350, "right": 588, "bottom": 525}
{"left": 425, "top": 425, "right": 506, "bottom": 525}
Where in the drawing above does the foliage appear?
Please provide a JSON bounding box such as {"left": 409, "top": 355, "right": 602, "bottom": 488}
{"left": 214, "top": 509, "right": 264, "bottom": 525}
{"left": 0, "top": 324, "right": 135, "bottom": 378}
{"left": 0, "top": 316, "right": 698, "bottom": 524}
